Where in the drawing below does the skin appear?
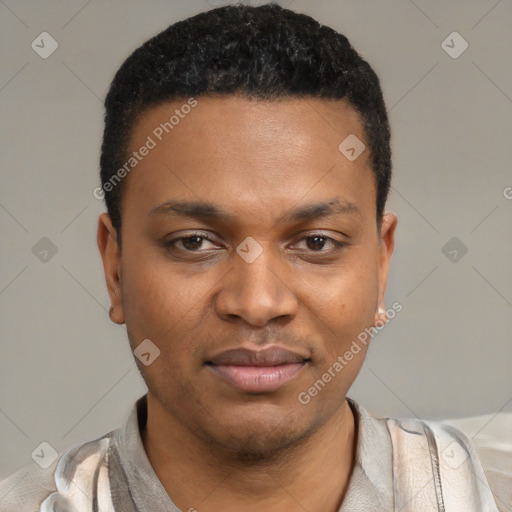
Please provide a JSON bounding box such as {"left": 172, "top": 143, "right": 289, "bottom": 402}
{"left": 97, "top": 96, "right": 397, "bottom": 511}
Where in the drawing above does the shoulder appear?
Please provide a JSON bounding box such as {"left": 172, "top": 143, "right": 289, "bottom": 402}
{"left": 385, "top": 412, "right": 509, "bottom": 512}
{"left": 0, "top": 431, "right": 115, "bottom": 512}
{"left": 0, "top": 457, "right": 61, "bottom": 512}
{"left": 442, "top": 412, "right": 512, "bottom": 512}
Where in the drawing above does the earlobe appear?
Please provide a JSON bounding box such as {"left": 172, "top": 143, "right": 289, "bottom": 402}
{"left": 97, "top": 213, "right": 125, "bottom": 324}
{"left": 373, "top": 305, "right": 387, "bottom": 327}
{"left": 109, "top": 305, "right": 124, "bottom": 325}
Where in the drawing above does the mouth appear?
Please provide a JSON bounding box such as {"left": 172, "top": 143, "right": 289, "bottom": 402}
{"left": 204, "top": 346, "right": 311, "bottom": 393}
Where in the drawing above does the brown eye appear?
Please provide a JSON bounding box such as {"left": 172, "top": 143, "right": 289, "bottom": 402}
{"left": 180, "top": 235, "right": 206, "bottom": 251}
{"left": 163, "top": 232, "right": 219, "bottom": 253}
{"left": 294, "top": 233, "right": 346, "bottom": 253}
{"left": 306, "top": 235, "right": 328, "bottom": 251}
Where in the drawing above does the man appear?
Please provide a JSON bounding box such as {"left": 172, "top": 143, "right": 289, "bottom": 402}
{"left": 1, "top": 4, "right": 509, "bottom": 511}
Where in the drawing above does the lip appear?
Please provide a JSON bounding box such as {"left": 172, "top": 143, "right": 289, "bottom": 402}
{"left": 205, "top": 346, "right": 310, "bottom": 393}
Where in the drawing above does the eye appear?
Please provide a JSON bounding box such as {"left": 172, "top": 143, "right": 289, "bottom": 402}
{"left": 293, "top": 233, "right": 346, "bottom": 253}
{"left": 163, "top": 232, "right": 219, "bottom": 252}
{"left": 161, "top": 231, "right": 346, "bottom": 258}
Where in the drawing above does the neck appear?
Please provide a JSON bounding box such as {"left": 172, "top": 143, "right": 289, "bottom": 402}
{"left": 141, "top": 394, "right": 357, "bottom": 512}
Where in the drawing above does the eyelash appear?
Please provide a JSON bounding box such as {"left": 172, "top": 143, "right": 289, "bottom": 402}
{"left": 162, "top": 231, "right": 346, "bottom": 255}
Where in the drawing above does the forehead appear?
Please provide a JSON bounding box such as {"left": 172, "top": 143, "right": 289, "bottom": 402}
{"left": 131, "top": 95, "right": 366, "bottom": 150}
{"left": 121, "top": 95, "right": 376, "bottom": 225}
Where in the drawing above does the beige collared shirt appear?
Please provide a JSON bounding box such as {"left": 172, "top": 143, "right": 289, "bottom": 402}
{"left": 0, "top": 394, "right": 509, "bottom": 511}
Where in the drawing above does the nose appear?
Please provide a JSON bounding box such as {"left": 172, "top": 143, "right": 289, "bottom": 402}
{"left": 214, "top": 243, "right": 298, "bottom": 327}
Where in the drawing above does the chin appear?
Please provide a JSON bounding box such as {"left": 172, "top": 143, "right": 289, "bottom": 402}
{"left": 199, "top": 409, "right": 321, "bottom": 463}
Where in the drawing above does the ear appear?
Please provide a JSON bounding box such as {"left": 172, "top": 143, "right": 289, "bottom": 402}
{"left": 97, "top": 213, "right": 125, "bottom": 324}
{"left": 374, "top": 212, "right": 397, "bottom": 325}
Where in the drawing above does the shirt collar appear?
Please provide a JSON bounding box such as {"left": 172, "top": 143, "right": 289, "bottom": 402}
{"left": 341, "top": 398, "right": 394, "bottom": 511}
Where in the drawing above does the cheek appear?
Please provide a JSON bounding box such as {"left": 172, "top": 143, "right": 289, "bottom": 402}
{"left": 342, "top": 268, "right": 379, "bottom": 320}
{"left": 309, "top": 256, "right": 378, "bottom": 316}
{"left": 299, "top": 268, "right": 376, "bottom": 398}
{"left": 305, "top": 257, "right": 379, "bottom": 355}
{"left": 122, "top": 266, "right": 197, "bottom": 387}
{"left": 121, "top": 258, "right": 185, "bottom": 340}
{"left": 121, "top": 255, "right": 215, "bottom": 364}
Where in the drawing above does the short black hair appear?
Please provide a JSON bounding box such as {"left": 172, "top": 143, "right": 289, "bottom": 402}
{"left": 100, "top": 3, "right": 391, "bottom": 249}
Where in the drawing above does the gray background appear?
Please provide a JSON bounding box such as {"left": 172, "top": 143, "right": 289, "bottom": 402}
{"left": 1, "top": 0, "right": 511, "bottom": 479}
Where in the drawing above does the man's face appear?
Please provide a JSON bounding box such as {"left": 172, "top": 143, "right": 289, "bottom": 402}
{"left": 98, "top": 96, "right": 396, "bottom": 457}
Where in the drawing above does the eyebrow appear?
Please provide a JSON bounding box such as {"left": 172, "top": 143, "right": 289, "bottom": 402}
{"left": 148, "top": 197, "right": 360, "bottom": 224}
